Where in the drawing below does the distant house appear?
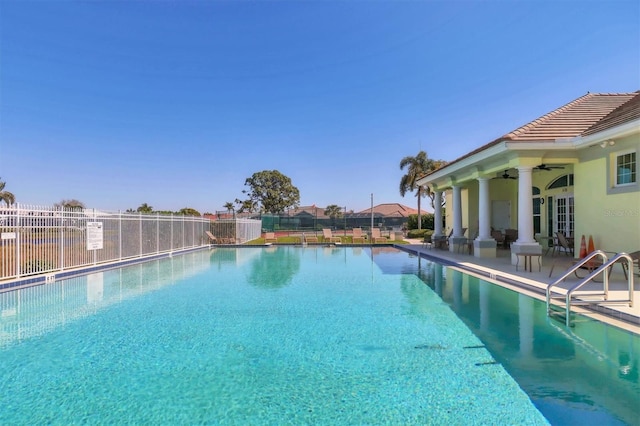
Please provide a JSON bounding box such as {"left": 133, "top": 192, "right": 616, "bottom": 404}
{"left": 416, "top": 91, "right": 639, "bottom": 260}
{"left": 357, "top": 203, "right": 420, "bottom": 218}
{"left": 258, "top": 204, "right": 419, "bottom": 231}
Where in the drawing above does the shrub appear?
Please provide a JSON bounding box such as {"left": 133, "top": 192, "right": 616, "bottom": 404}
{"left": 407, "top": 213, "right": 434, "bottom": 230}
{"left": 407, "top": 229, "right": 432, "bottom": 239}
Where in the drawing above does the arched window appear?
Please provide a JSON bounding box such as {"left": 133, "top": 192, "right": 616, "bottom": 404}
{"left": 546, "top": 174, "right": 574, "bottom": 190}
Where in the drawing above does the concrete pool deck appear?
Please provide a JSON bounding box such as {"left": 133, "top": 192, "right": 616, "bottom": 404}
{"left": 398, "top": 239, "right": 639, "bottom": 334}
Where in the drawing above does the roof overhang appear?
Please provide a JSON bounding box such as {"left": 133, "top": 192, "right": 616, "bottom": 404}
{"left": 572, "top": 118, "right": 640, "bottom": 148}
{"left": 416, "top": 139, "right": 582, "bottom": 191}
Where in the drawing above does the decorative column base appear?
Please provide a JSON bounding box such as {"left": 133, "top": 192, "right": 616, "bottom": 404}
{"left": 510, "top": 242, "right": 542, "bottom": 265}
{"left": 474, "top": 239, "right": 497, "bottom": 258}
{"left": 449, "top": 236, "right": 468, "bottom": 253}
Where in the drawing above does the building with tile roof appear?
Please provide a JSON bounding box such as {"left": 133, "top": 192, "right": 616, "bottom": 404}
{"left": 417, "top": 91, "right": 639, "bottom": 260}
{"left": 356, "top": 203, "right": 420, "bottom": 217}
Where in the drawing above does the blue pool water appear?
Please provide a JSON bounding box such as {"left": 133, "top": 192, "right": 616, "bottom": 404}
{"left": 0, "top": 246, "right": 637, "bottom": 424}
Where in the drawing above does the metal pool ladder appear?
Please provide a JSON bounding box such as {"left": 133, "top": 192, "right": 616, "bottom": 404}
{"left": 546, "top": 250, "right": 635, "bottom": 327}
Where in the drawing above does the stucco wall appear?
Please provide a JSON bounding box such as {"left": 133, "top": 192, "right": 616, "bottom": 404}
{"left": 574, "top": 135, "right": 640, "bottom": 254}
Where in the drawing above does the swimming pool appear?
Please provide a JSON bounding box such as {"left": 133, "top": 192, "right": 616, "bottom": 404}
{"left": 0, "top": 246, "right": 636, "bottom": 424}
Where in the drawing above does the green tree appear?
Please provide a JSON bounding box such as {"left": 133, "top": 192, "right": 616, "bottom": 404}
{"left": 137, "top": 203, "right": 153, "bottom": 213}
{"left": 235, "top": 198, "right": 254, "bottom": 214}
{"left": 399, "top": 151, "right": 444, "bottom": 230}
{"left": 223, "top": 201, "right": 235, "bottom": 217}
{"left": 56, "top": 199, "right": 85, "bottom": 211}
{"left": 0, "top": 178, "right": 15, "bottom": 206}
{"left": 177, "top": 207, "right": 201, "bottom": 216}
{"left": 324, "top": 204, "right": 343, "bottom": 228}
{"left": 241, "top": 170, "right": 300, "bottom": 214}
{"left": 425, "top": 160, "right": 448, "bottom": 209}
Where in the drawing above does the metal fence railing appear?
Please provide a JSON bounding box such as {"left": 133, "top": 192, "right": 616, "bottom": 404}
{"left": 259, "top": 213, "right": 410, "bottom": 233}
{"left": 0, "top": 204, "right": 260, "bottom": 281}
{"left": 210, "top": 218, "right": 262, "bottom": 244}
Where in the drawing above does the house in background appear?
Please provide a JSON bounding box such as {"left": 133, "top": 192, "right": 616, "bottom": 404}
{"left": 417, "top": 91, "right": 639, "bottom": 261}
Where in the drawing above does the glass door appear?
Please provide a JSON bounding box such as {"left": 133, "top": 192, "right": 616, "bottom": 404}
{"left": 554, "top": 194, "right": 574, "bottom": 237}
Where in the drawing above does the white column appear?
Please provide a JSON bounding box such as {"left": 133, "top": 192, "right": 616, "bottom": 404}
{"left": 452, "top": 185, "right": 463, "bottom": 237}
{"left": 477, "top": 177, "right": 491, "bottom": 240}
{"left": 433, "top": 191, "right": 443, "bottom": 237}
{"left": 510, "top": 165, "right": 541, "bottom": 262}
{"left": 474, "top": 177, "right": 497, "bottom": 258}
{"left": 516, "top": 166, "right": 535, "bottom": 244}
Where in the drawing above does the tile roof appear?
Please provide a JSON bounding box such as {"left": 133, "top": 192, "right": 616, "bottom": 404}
{"left": 357, "top": 203, "right": 420, "bottom": 217}
{"left": 503, "top": 92, "right": 637, "bottom": 141}
{"left": 420, "top": 91, "right": 638, "bottom": 180}
{"left": 582, "top": 92, "right": 640, "bottom": 136}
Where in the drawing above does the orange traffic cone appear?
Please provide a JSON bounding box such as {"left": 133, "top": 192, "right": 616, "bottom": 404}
{"left": 586, "top": 235, "right": 598, "bottom": 269}
{"left": 579, "top": 235, "right": 587, "bottom": 258}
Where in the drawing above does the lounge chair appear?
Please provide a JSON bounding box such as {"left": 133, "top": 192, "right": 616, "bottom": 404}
{"left": 352, "top": 228, "right": 366, "bottom": 244}
{"left": 370, "top": 228, "right": 387, "bottom": 244}
{"left": 322, "top": 228, "right": 342, "bottom": 244}
{"left": 205, "top": 231, "right": 218, "bottom": 244}
{"left": 304, "top": 233, "right": 319, "bottom": 243}
{"left": 264, "top": 232, "right": 277, "bottom": 244}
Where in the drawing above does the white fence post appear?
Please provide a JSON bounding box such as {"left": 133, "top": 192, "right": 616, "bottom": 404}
{"left": 0, "top": 204, "right": 260, "bottom": 282}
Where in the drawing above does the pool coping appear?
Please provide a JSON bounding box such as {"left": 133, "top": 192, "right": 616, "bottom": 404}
{"left": 394, "top": 244, "right": 640, "bottom": 335}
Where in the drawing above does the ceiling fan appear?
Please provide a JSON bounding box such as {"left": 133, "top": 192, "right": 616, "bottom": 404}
{"left": 534, "top": 164, "right": 565, "bottom": 171}
{"left": 495, "top": 170, "right": 517, "bottom": 180}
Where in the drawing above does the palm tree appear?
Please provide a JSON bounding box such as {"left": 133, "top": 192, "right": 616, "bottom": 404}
{"left": 399, "top": 151, "right": 436, "bottom": 230}
{"left": 424, "top": 159, "right": 448, "bottom": 210}
{"left": 56, "top": 199, "right": 85, "bottom": 211}
{"left": 223, "top": 202, "right": 235, "bottom": 218}
{"left": 0, "top": 178, "right": 15, "bottom": 206}
{"left": 235, "top": 198, "right": 256, "bottom": 214}
{"left": 324, "top": 204, "right": 343, "bottom": 228}
{"left": 137, "top": 203, "right": 153, "bottom": 214}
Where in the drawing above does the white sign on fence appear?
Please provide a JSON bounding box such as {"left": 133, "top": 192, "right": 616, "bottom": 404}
{"left": 86, "top": 222, "right": 104, "bottom": 250}
{"left": 1, "top": 232, "right": 16, "bottom": 240}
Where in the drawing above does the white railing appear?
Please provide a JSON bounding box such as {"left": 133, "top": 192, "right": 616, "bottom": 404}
{"left": 211, "top": 218, "right": 263, "bottom": 244}
{"left": 0, "top": 203, "right": 215, "bottom": 281}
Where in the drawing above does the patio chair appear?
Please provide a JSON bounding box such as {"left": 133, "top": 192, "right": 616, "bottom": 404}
{"left": 352, "top": 228, "right": 366, "bottom": 244}
{"left": 617, "top": 250, "right": 640, "bottom": 279}
{"left": 370, "top": 228, "right": 387, "bottom": 244}
{"left": 504, "top": 229, "right": 518, "bottom": 248}
{"left": 491, "top": 230, "right": 507, "bottom": 249}
{"left": 432, "top": 229, "right": 454, "bottom": 249}
{"left": 205, "top": 231, "right": 218, "bottom": 244}
{"left": 322, "top": 228, "right": 342, "bottom": 244}
{"left": 555, "top": 232, "right": 574, "bottom": 256}
{"left": 264, "top": 232, "right": 277, "bottom": 244}
{"left": 458, "top": 229, "right": 477, "bottom": 254}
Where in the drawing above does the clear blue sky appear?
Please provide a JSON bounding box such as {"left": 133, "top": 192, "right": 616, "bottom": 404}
{"left": 1, "top": 1, "right": 638, "bottom": 214}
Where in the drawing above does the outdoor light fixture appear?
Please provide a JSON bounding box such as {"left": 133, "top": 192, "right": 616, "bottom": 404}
{"left": 600, "top": 140, "right": 615, "bottom": 148}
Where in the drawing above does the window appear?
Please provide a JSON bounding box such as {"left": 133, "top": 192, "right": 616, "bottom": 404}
{"left": 616, "top": 151, "right": 636, "bottom": 186}
{"left": 532, "top": 187, "right": 541, "bottom": 234}
{"left": 546, "top": 174, "right": 574, "bottom": 190}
